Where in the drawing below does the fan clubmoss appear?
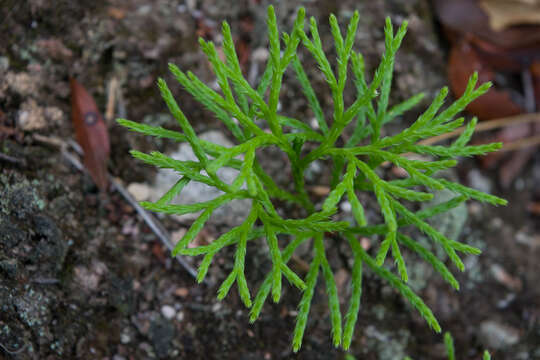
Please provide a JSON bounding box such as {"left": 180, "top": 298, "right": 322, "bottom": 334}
{"left": 118, "top": 6, "right": 505, "bottom": 351}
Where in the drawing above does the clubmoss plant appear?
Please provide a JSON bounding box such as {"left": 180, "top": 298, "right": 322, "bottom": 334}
{"left": 118, "top": 6, "right": 506, "bottom": 351}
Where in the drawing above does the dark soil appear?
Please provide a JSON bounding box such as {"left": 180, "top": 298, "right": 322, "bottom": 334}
{"left": 1, "top": 0, "right": 539, "bottom": 359}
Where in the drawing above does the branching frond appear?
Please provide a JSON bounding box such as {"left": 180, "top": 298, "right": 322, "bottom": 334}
{"left": 118, "top": 5, "right": 505, "bottom": 352}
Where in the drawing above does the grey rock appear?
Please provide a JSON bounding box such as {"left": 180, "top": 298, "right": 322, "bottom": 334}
{"left": 468, "top": 169, "right": 492, "bottom": 194}
{"left": 0, "top": 56, "right": 9, "bottom": 72}
{"left": 425, "top": 188, "right": 467, "bottom": 241}
{"left": 150, "top": 130, "right": 250, "bottom": 226}
{"left": 479, "top": 320, "right": 520, "bottom": 350}
{"left": 0, "top": 217, "right": 25, "bottom": 248}
{"left": 148, "top": 317, "right": 175, "bottom": 359}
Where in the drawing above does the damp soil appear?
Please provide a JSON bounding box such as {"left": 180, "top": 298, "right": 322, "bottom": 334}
{"left": 1, "top": 0, "right": 539, "bottom": 359}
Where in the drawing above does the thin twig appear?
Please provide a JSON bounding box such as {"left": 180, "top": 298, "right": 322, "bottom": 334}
{"left": 31, "top": 277, "right": 60, "bottom": 285}
{"left": 0, "top": 152, "right": 25, "bottom": 166}
{"left": 0, "top": 341, "right": 26, "bottom": 355}
{"left": 105, "top": 77, "right": 119, "bottom": 124}
{"left": 111, "top": 178, "right": 199, "bottom": 280}
{"left": 418, "top": 113, "right": 540, "bottom": 145}
{"left": 418, "top": 113, "right": 540, "bottom": 152}
{"left": 291, "top": 254, "right": 310, "bottom": 273}
{"left": 521, "top": 69, "right": 536, "bottom": 113}
{"left": 499, "top": 134, "right": 540, "bottom": 152}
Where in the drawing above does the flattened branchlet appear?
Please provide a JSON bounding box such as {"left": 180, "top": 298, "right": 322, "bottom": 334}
{"left": 118, "top": 6, "right": 505, "bottom": 351}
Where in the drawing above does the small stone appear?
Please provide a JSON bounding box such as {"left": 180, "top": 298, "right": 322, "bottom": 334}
{"left": 334, "top": 268, "right": 349, "bottom": 296}
{"left": 17, "top": 99, "right": 46, "bottom": 131}
{"left": 170, "top": 229, "right": 187, "bottom": 246}
{"left": 468, "top": 169, "right": 492, "bottom": 194}
{"left": 176, "top": 311, "right": 184, "bottom": 322}
{"left": 120, "top": 333, "right": 131, "bottom": 344}
{"left": 340, "top": 201, "right": 352, "bottom": 213}
{"left": 361, "top": 237, "right": 371, "bottom": 250}
{"left": 212, "top": 302, "right": 222, "bottom": 313}
{"left": 490, "top": 264, "right": 522, "bottom": 292}
{"left": 161, "top": 305, "right": 176, "bottom": 320}
{"left": 148, "top": 318, "right": 175, "bottom": 358}
{"left": 6, "top": 72, "right": 38, "bottom": 96}
{"left": 310, "top": 117, "right": 319, "bottom": 130}
{"left": 515, "top": 230, "right": 540, "bottom": 249}
{"left": 44, "top": 106, "right": 64, "bottom": 125}
{"left": 127, "top": 183, "right": 150, "bottom": 201}
{"left": 137, "top": 5, "right": 152, "bottom": 15}
{"left": 479, "top": 320, "right": 520, "bottom": 350}
{"left": 0, "top": 259, "right": 18, "bottom": 278}
{"left": 174, "top": 287, "right": 189, "bottom": 298}
{"left": 149, "top": 131, "right": 250, "bottom": 225}
{"left": 0, "top": 56, "right": 9, "bottom": 72}
{"left": 186, "top": 0, "right": 196, "bottom": 10}
{"left": 305, "top": 160, "right": 322, "bottom": 182}
{"left": 252, "top": 47, "right": 269, "bottom": 62}
{"left": 468, "top": 202, "right": 482, "bottom": 216}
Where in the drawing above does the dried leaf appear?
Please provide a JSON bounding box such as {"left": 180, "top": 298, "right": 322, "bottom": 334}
{"left": 448, "top": 41, "right": 523, "bottom": 120}
{"left": 70, "top": 78, "right": 110, "bottom": 191}
{"left": 480, "top": 0, "right": 540, "bottom": 31}
{"left": 435, "top": 0, "right": 540, "bottom": 49}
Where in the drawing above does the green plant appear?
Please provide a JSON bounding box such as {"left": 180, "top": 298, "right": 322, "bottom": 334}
{"left": 118, "top": 6, "right": 506, "bottom": 352}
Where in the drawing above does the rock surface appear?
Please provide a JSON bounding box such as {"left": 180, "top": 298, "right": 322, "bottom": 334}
{"left": 150, "top": 130, "right": 250, "bottom": 225}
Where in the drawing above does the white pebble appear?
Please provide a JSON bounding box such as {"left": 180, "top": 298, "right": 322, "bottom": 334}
{"left": 127, "top": 182, "right": 150, "bottom": 201}
{"left": 161, "top": 305, "right": 176, "bottom": 320}
{"left": 340, "top": 201, "right": 352, "bottom": 213}
{"left": 176, "top": 311, "right": 184, "bottom": 322}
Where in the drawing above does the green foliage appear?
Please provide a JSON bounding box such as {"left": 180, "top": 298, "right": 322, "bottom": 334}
{"left": 118, "top": 6, "right": 506, "bottom": 352}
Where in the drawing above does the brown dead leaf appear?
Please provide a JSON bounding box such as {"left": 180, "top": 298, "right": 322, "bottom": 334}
{"left": 435, "top": 0, "right": 540, "bottom": 50}
{"left": 448, "top": 41, "right": 523, "bottom": 120}
{"left": 70, "top": 78, "right": 110, "bottom": 191}
{"left": 152, "top": 242, "right": 167, "bottom": 264}
{"left": 480, "top": 0, "right": 540, "bottom": 31}
{"left": 527, "top": 202, "right": 540, "bottom": 215}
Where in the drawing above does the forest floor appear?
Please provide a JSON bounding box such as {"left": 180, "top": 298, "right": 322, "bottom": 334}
{"left": 1, "top": 0, "right": 539, "bottom": 359}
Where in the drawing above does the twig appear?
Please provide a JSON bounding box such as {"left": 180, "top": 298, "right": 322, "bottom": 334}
{"left": 105, "top": 77, "right": 119, "bottom": 124}
{"left": 0, "top": 125, "right": 17, "bottom": 135}
{"left": 111, "top": 178, "right": 199, "bottom": 280}
{"left": 291, "top": 254, "right": 310, "bottom": 273}
{"left": 498, "top": 134, "right": 540, "bottom": 152}
{"left": 31, "top": 277, "right": 60, "bottom": 285}
{"left": 418, "top": 113, "right": 540, "bottom": 152}
{"left": 0, "top": 152, "right": 25, "bottom": 166}
{"left": 521, "top": 69, "right": 536, "bottom": 113}
{"left": 32, "top": 134, "right": 65, "bottom": 148}
{"left": 418, "top": 113, "right": 540, "bottom": 146}
{"left": 0, "top": 341, "right": 26, "bottom": 355}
